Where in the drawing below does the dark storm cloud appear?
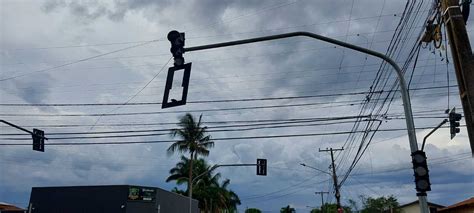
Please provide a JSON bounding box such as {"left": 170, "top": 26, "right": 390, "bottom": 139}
{"left": 41, "top": 0, "right": 268, "bottom": 29}
{"left": 6, "top": 76, "right": 53, "bottom": 104}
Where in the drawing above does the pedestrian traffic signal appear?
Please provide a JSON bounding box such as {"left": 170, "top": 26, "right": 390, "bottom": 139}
{"left": 32, "top": 128, "right": 45, "bottom": 152}
{"left": 256, "top": 158, "right": 267, "bottom": 176}
{"left": 411, "top": 150, "right": 431, "bottom": 192}
{"left": 167, "top": 30, "right": 185, "bottom": 66}
{"left": 449, "top": 108, "right": 462, "bottom": 139}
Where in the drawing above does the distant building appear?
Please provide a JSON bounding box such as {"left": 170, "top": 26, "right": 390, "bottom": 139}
{"left": 398, "top": 200, "right": 445, "bottom": 213}
{"left": 28, "top": 185, "right": 199, "bottom": 213}
{"left": 0, "top": 202, "right": 26, "bottom": 213}
{"left": 439, "top": 197, "right": 474, "bottom": 213}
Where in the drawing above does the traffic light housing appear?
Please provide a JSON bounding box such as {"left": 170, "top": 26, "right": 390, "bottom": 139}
{"left": 256, "top": 158, "right": 267, "bottom": 176}
{"left": 167, "top": 30, "right": 185, "bottom": 66}
{"left": 411, "top": 150, "right": 431, "bottom": 192}
{"left": 32, "top": 128, "right": 45, "bottom": 152}
{"left": 449, "top": 107, "right": 462, "bottom": 139}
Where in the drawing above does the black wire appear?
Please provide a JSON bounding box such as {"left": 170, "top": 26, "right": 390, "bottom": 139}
{"left": 0, "top": 125, "right": 464, "bottom": 145}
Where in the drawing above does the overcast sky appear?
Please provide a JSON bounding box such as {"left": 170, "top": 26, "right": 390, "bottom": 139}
{"left": 1, "top": 0, "right": 473, "bottom": 212}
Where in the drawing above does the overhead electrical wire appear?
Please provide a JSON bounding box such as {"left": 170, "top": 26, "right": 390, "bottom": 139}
{"left": 0, "top": 125, "right": 465, "bottom": 145}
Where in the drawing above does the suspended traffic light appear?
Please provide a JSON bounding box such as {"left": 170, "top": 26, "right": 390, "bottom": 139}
{"left": 32, "top": 128, "right": 45, "bottom": 152}
{"left": 411, "top": 150, "right": 431, "bottom": 193}
{"left": 167, "top": 30, "right": 185, "bottom": 66}
{"left": 449, "top": 107, "right": 462, "bottom": 139}
{"left": 256, "top": 158, "right": 267, "bottom": 176}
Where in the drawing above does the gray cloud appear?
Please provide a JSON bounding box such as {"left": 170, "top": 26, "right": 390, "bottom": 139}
{"left": 2, "top": 0, "right": 472, "bottom": 211}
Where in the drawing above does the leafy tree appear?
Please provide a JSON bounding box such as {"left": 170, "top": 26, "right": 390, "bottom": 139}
{"left": 245, "top": 208, "right": 262, "bottom": 213}
{"left": 360, "top": 195, "right": 400, "bottom": 213}
{"left": 167, "top": 113, "right": 214, "bottom": 196}
{"left": 280, "top": 205, "right": 296, "bottom": 213}
{"left": 348, "top": 199, "right": 358, "bottom": 212}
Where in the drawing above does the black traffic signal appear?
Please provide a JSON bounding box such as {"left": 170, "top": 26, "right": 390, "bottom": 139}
{"left": 256, "top": 158, "right": 267, "bottom": 176}
{"left": 449, "top": 107, "right": 462, "bottom": 139}
{"left": 167, "top": 30, "right": 185, "bottom": 66}
{"left": 411, "top": 150, "right": 431, "bottom": 192}
{"left": 32, "top": 128, "right": 45, "bottom": 152}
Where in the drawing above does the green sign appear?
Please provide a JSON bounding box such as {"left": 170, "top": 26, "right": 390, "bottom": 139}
{"left": 128, "top": 186, "right": 156, "bottom": 202}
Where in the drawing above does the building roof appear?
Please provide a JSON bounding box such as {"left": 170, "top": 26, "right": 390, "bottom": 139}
{"left": 399, "top": 200, "right": 445, "bottom": 209}
{"left": 439, "top": 197, "right": 474, "bottom": 212}
{"left": 0, "top": 202, "right": 25, "bottom": 211}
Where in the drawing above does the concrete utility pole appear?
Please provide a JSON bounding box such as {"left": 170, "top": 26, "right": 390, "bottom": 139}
{"left": 315, "top": 191, "right": 329, "bottom": 212}
{"left": 441, "top": 0, "right": 474, "bottom": 154}
{"left": 319, "top": 148, "right": 344, "bottom": 211}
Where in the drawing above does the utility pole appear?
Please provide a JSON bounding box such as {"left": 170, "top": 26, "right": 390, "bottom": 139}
{"left": 441, "top": 0, "right": 474, "bottom": 154}
{"left": 319, "top": 148, "right": 344, "bottom": 212}
{"left": 315, "top": 191, "right": 329, "bottom": 213}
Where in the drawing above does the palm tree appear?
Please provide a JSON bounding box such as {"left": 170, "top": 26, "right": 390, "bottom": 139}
{"left": 217, "top": 178, "right": 241, "bottom": 211}
{"left": 166, "top": 156, "right": 209, "bottom": 187}
{"left": 167, "top": 113, "right": 214, "bottom": 197}
{"left": 166, "top": 156, "right": 241, "bottom": 212}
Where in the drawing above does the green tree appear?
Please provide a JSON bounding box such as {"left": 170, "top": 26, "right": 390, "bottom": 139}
{"left": 360, "top": 195, "right": 400, "bottom": 213}
{"left": 280, "top": 205, "right": 296, "bottom": 213}
{"left": 245, "top": 208, "right": 262, "bottom": 213}
{"left": 312, "top": 203, "right": 351, "bottom": 213}
{"left": 167, "top": 113, "right": 214, "bottom": 196}
{"left": 166, "top": 156, "right": 240, "bottom": 212}
{"left": 348, "top": 199, "right": 358, "bottom": 212}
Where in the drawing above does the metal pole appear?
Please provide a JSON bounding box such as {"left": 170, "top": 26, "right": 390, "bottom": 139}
{"left": 422, "top": 119, "right": 448, "bottom": 151}
{"left": 315, "top": 192, "right": 329, "bottom": 212}
{"left": 183, "top": 31, "right": 428, "bottom": 213}
{"left": 0, "top": 119, "right": 48, "bottom": 140}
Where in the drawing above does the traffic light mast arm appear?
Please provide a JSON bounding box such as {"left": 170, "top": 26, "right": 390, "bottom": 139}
{"left": 182, "top": 31, "right": 427, "bottom": 213}
{"left": 183, "top": 31, "right": 418, "bottom": 152}
{"left": 192, "top": 163, "right": 258, "bottom": 182}
{"left": 0, "top": 119, "right": 48, "bottom": 140}
{"left": 421, "top": 119, "right": 448, "bottom": 151}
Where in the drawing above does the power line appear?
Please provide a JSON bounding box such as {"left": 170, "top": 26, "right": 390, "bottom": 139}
{"left": 0, "top": 85, "right": 457, "bottom": 107}
{"left": 0, "top": 40, "right": 161, "bottom": 81}
{"left": 0, "top": 125, "right": 465, "bottom": 145}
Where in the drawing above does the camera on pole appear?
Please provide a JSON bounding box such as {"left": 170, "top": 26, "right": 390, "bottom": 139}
{"left": 411, "top": 150, "right": 431, "bottom": 192}
{"left": 32, "top": 128, "right": 45, "bottom": 152}
{"left": 449, "top": 107, "right": 462, "bottom": 139}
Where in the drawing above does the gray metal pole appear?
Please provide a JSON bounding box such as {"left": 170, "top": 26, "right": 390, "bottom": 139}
{"left": 182, "top": 31, "right": 428, "bottom": 213}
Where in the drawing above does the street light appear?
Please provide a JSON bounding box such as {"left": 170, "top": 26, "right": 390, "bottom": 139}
{"left": 300, "top": 163, "right": 331, "bottom": 175}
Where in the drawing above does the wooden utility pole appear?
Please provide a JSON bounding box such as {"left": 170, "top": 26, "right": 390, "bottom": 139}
{"left": 319, "top": 148, "right": 344, "bottom": 211}
{"left": 315, "top": 191, "right": 329, "bottom": 212}
{"left": 441, "top": 0, "right": 474, "bottom": 154}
